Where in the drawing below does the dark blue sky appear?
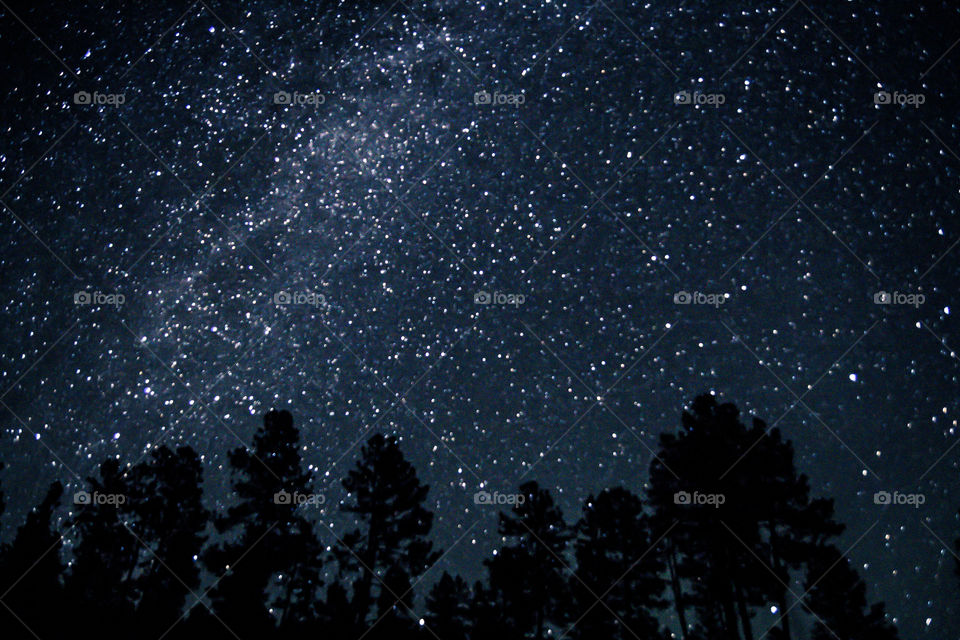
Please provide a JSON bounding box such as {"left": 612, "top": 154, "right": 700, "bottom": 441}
{"left": 1, "top": 1, "right": 959, "bottom": 638}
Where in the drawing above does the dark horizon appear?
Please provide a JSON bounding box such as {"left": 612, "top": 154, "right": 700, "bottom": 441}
{"left": 0, "top": 395, "right": 923, "bottom": 640}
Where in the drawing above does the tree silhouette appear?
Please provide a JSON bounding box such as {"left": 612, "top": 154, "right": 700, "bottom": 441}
{"left": 0, "top": 481, "right": 64, "bottom": 640}
{"left": 0, "top": 400, "right": 915, "bottom": 640}
{"left": 659, "top": 526, "right": 692, "bottom": 640}
{"left": 319, "top": 581, "right": 356, "bottom": 640}
{"left": 647, "top": 395, "right": 766, "bottom": 640}
{"left": 750, "top": 424, "right": 844, "bottom": 640}
{"left": 65, "top": 459, "right": 139, "bottom": 637}
{"left": 471, "top": 578, "right": 514, "bottom": 640}
{"left": 484, "top": 480, "right": 571, "bottom": 640}
{"left": 571, "top": 486, "right": 668, "bottom": 640}
{"left": 424, "top": 572, "right": 473, "bottom": 639}
{"left": 370, "top": 564, "right": 419, "bottom": 640}
{"left": 127, "top": 445, "right": 210, "bottom": 636}
{"left": 203, "top": 409, "right": 324, "bottom": 638}
{"left": 338, "top": 433, "right": 439, "bottom": 631}
{"left": 0, "top": 459, "right": 5, "bottom": 524}
{"left": 803, "top": 544, "right": 900, "bottom": 640}
{"left": 648, "top": 394, "right": 846, "bottom": 640}
{"left": 62, "top": 447, "right": 210, "bottom": 640}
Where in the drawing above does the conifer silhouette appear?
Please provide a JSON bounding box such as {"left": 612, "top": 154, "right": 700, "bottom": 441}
{"left": 0, "top": 481, "right": 64, "bottom": 640}
{"left": 803, "top": 544, "right": 900, "bottom": 640}
{"left": 338, "top": 432, "right": 439, "bottom": 630}
{"left": 470, "top": 578, "right": 514, "bottom": 640}
{"left": 484, "top": 480, "right": 571, "bottom": 640}
{"left": 0, "top": 400, "right": 910, "bottom": 640}
{"left": 648, "top": 394, "right": 847, "bottom": 640}
{"left": 203, "top": 409, "right": 324, "bottom": 638}
{"left": 425, "top": 572, "right": 474, "bottom": 639}
{"left": 128, "top": 446, "right": 210, "bottom": 634}
{"left": 66, "top": 459, "right": 139, "bottom": 636}
{"left": 571, "top": 486, "right": 668, "bottom": 640}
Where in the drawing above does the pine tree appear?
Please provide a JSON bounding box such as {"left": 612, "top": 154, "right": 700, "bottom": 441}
{"left": 370, "top": 564, "right": 419, "bottom": 640}
{"left": 571, "top": 487, "right": 668, "bottom": 640}
{"left": 203, "top": 409, "right": 324, "bottom": 638}
{"left": 425, "top": 572, "right": 473, "bottom": 639}
{"left": 66, "top": 459, "right": 139, "bottom": 636}
{"left": 647, "top": 394, "right": 844, "bottom": 640}
{"left": 127, "top": 445, "right": 210, "bottom": 635}
{"left": 751, "top": 425, "right": 844, "bottom": 640}
{"left": 484, "top": 481, "right": 571, "bottom": 640}
{"left": 339, "top": 433, "right": 439, "bottom": 630}
{"left": 320, "top": 581, "right": 357, "bottom": 640}
{"left": 0, "top": 481, "right": 65, "bottom": 640}
{"left": 647, "top": 395, "right": 762, "bottom": 640}
{"left": 803, "top": 545, "right": 900, "bottom": 640}
{"left": 63, "top": 448, "right": 210, "bottom": 640}
{"left": 0, "top": 459, "right": 5, "bottom": 523}
{"left": 471, "top": 579, "right": 514, "bottom": 640}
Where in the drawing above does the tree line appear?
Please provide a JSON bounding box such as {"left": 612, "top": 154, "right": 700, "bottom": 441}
{"left": 0, "top": 394, "right": 916, "bottom": 639}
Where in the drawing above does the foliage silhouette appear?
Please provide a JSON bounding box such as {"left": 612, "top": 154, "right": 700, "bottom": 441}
{"left": 338, "top": 432, "right": 439, "bottom": 631}
{"left": 425, "top": 572, "right": 474, "bottom": 639}
{"left": 647, "top": 394, "right": 849, "bottom": 640}
{"left": 202, "top": 409, "right": 324, "bottom": 638}
{"left": 0, "top": 481, "right": 64, "bottom": 640}
{"left": 0, "top": 395, "right": 903, "bottom": 640}
{"left": 483, "top": 480, "right": 572, "bottom": 640}
{"left": 803, "top": 544, "right": 900, "bottom": 640}
{"left": 66, "top": 459, "right": 139, "bottom": 636}
{"left": 571, "top": 486, "right": 668, "bottom": 640}
{"left": 129, "top": 446, "right": 210, "bottom": 633}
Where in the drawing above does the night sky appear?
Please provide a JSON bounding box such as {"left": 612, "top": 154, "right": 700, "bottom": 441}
{"left": 1, "top": 1, "right": 960, "bottom": 638}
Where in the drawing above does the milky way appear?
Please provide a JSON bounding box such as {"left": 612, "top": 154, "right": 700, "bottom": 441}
{"left": 1, "top": 1, "right": 959, "bottom": 637}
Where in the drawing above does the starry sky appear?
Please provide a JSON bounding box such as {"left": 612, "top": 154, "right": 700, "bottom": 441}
{"left": 1, "top": 0, "right": 959, "bottom": 637}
